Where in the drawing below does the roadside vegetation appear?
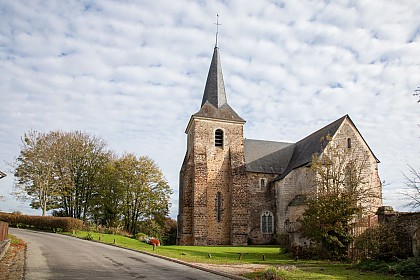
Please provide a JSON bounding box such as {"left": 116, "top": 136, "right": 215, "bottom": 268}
{"left": 65, "top": 230, "right": 405, "bottom": 280}
{"left": 10, "top": 130, "right": 172, "bottom": 238}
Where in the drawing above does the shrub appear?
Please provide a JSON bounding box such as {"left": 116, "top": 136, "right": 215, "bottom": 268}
{"left": 134, "top": 232, "right": 148, "bottom": 241}
{"left": 161, "top": 218, "right": 177, "bottom": 245}
{"left": 0, "top": 212, "right": 83, "bottom": 232}
{"left": 354, "top": 224, "right": 410, "bottom": 261}
{"left": 274, "top": 233, "right": 290, "bottom": 252}
{"left": 355, "top": 258, "right": 420, "bottom": 278}
{"left": 289, "top": 244, "right": 320, "bottom": 260}
{"left": 84, "top": 232, "right": 94, "bottom": 240}
{"left": 393, "top": 257, "right": 420, "bottom": 278}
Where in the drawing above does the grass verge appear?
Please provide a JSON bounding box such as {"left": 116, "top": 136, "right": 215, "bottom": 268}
{"left": 64, "top": 231, "right": 401, "bottom": 280}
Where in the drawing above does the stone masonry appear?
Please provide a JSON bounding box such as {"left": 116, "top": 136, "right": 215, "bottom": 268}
{"left": 177, "top": 46, "right": 382, "bottom": 246}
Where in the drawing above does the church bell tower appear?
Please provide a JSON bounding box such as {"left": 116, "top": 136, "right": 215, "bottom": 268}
{"left": 177, "top": 46, "right": 248, "bottom": 245}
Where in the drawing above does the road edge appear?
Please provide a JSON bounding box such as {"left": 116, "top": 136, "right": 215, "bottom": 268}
{"left": 65, "top": 234, "right": 249, "bottom": 280}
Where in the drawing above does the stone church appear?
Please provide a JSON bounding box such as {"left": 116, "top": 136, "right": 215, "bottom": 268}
{"left": 177, "top": 46, "right": 382, "bottom": 246}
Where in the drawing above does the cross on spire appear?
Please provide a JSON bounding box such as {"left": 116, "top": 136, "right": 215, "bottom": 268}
{"left": 214, "top": 14, "right": 221, "bottom": 47}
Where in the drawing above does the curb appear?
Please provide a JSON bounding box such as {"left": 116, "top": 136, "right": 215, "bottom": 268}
{"left": 67, "top": 234, "right": 249, "bottom": 280}
{"left": 0, "top": 239, "right": 11, "bottom": 261}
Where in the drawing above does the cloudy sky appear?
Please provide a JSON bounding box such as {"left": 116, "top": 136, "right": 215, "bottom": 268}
{"left": 0, "top": 0, "right": 419, "bottom": 218}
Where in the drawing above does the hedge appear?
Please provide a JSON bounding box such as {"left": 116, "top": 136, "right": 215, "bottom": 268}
{"left": 0, "top": 212, "right": 83, "bottom": 232}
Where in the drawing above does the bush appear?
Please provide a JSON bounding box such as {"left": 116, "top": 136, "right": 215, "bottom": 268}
{"left": 134, "top": 232, "right": 148, "bottom": 241}
{"left": 355, "top": 258, "right": 420, "bottom": 278}
{"left": 354, "top": 224, "right": 410, "bottom": 261}
{"left": 0, "top": 212, "right": 83, "bottom": 232}
{"left": 274, "top": 233, "right": 290, "bottom": 252}
{"left": 161, "top": 218, "right": 177, "bottom": 245}
{"left": 393, "top": 257, "right": 420, "bottom": 278}
{"left": 289, "top": 244, "right": 320, "bottom": 260}
{"left": 263, "top": 267, "right": 285, "bottom": 280}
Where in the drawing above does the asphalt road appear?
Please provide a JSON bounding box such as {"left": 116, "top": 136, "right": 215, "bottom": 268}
{"left": 10, "top": 228, "right": 232, "bottom": 280}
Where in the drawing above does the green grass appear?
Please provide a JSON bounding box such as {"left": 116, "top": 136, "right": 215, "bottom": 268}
{"left": 64, "top": 231, "right": 400, "bottom": 280}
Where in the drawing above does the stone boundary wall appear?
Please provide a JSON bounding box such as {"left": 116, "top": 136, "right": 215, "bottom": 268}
{"left": 377, "top": 206, "right": 420, "bottom": 257}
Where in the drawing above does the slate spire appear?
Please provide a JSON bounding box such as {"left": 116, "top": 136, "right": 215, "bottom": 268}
{"left": 201, "top": 47, "right": 227, "bottom": 108}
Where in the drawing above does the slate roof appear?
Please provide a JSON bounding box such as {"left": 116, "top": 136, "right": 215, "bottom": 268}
{"left": 0, "top": 170, "right": 6, "bottom": 179}
{"left": 244, "top": 115, "right": 372, "bottom": 181}
{"left": 193, "top": 47, "right": 244, "bottom": 123}
{"left": 193, "top": 102, "right": 245, "bottom": 123}
{"left": 201, "top": 47, "right": 227, "bottom": 109}
{"left": 274, "top": 115, "right": 348, "bottom": 180}
{"left": 244, "top": 139, "right": 294, "bottom": 174}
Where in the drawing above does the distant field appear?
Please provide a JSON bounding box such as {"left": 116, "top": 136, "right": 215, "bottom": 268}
{"left": 64, "top": 231, "right": 400, "bottom": 280}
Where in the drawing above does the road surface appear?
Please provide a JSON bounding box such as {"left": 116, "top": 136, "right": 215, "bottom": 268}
{"left": 10, "top": 228, "right": 232, "bottom": 280}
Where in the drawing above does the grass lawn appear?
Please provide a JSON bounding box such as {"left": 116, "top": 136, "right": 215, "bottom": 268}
{"left": 64, "top": 231, "right": 400, "bottom": 280}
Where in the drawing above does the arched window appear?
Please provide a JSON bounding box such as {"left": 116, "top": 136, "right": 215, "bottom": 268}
{"left": 261, "top": 211, "right": 274, "bottom": 234}
{"left": 347, "top": 138, "right": 352, "bottom": 149}
{"left": 260, "top": 178, "right": 267, "bottom": 189}
{"left": 215, "top": 129, "right": 223, "bottom": 147}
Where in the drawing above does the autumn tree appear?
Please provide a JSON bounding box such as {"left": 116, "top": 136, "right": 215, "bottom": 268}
{"left": 116, "top": 154, "right": 172, "bottom": 235}
{"left": 54, "top": 131, "right": 111, "bottom": 221}
{"left": 13, "top": 131, "right": 111, "bottom": 218}
{"left": 300, "top": 136, "right": 381, "bottom": 259}
{"left": 13, "top": 131, "right": 62, "bottom": 215}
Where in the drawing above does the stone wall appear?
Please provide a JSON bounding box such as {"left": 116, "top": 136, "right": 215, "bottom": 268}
{"left": 377, "top": 206, "right": 420, "bottom": 257}
{"left": 177, "top": 116, "right": 247, "bottom": 245}
{"left": 275, "top": 118, "right": 382, "bottom": 246}
{"left": 246, "top": 172, "right": 277, "bottom": 244}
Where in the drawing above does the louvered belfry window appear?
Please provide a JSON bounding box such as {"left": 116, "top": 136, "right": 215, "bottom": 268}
{"left": 215, "top": 129, "right": 223, "bottom": 147}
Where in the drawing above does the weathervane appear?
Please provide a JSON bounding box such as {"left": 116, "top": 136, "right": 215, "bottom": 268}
{"left": 214, "top": 13, "right": 221, "bottom": 47}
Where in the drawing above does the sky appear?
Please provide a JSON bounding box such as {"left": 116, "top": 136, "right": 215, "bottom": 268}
{"left": 0, "top": 0, "right": 419, "bottom": 218}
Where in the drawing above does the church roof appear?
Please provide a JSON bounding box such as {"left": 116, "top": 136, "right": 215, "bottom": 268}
{"left": 193, "top": 102, "right": 245, "bottom": 123}
{"left": 0, "top": 170, "right": 6, "bottom": 179}
{"left": 244, "top": 139, "right": 294, "bottom": 174}
{"left": 201, "top": 47, "right": 227, "bottom": 108}
{"left": 244, "top": 115, "right": 380, "bottom": 181}
{"left": 191, "top": 47, "right": 244, "bottom": 123}
{"left": 244, "top": 116, "right": 347, "bottom": 176}
{"left": 273, "top": 115, "right": 347, "bottom": 180}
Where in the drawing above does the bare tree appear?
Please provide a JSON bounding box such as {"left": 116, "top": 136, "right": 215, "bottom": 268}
{"left": 414, "top": 87, "right": 420, "bottom": 103}
{"left": 402, "top": 165, "right": 420, "bottom": 210}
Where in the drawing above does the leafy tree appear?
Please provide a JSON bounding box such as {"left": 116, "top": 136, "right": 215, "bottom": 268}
{"left": 117, "top": 154, "right": 172, "bottom": 235}
{"left": 12, "top": 130, "right": 111, "bottom": 218}
{"left": 13, "top": 131, "right": 62, "bottom": 215}
{"left": 54, "top": 131, "right": 111, "bottom": 221}
{"left": 90, "top": 158, "right": 124, "bottom": 227}
{"left": 300, "top": 135, "right": 381, "bottom": 259}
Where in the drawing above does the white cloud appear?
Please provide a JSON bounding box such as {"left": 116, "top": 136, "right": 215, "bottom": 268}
{"left": 0, "top": 0, "right": 419, "bottom": 217}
